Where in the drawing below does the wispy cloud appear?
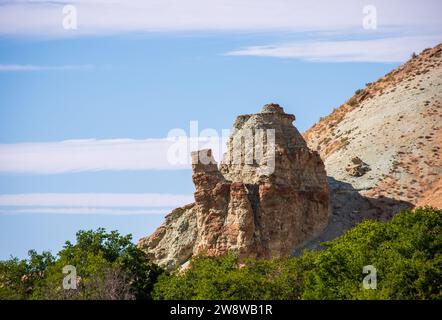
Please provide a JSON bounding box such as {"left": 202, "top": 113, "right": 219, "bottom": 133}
{"left": 1, "top": 1, "right": 440, "bottom": 66}
{"left": 0, "top": 193, "right": 193, "bottom": 207}
{"left": 0, "top": 138, "right": 226, "bottom": 174}
{"left": 0, "top": 207, "right": 169, "bottom": 216}
{"left": 226, "top": 36, "right": 442, "bottom": 62}
{"left": 0, "top": 64, "right": 94, "bottom": 72}
{"left": 0, "top": 192, "right": 193, "bottom": 215}
{"left": 0, "top": 0, "right": 440, "bottom": 37}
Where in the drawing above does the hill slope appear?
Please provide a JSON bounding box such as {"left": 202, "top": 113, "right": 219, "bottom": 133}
{"left": 302, "top": 43, "right": 442, "bottom": 249}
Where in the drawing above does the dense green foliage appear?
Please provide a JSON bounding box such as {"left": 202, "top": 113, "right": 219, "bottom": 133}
{"left": 153, "top": 207, "right": 442, "bottom": 300}
{"left": 0, "top": 229, "right": 163, "bottom": 300}
{"left": 0, "top": 250, "right": 54, "bottom": 299}
{"left": 1, "top": 207, "right": 440, "bottom": 300}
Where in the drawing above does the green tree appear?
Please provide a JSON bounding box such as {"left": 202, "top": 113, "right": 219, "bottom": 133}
{"left": 153, "top": 207, "right": 442, "bottom": 300}
{"left": 1, "top": 229, "right": 162, "bottom": 300}
{"left": 2, "top": 207, "right": 440, "bottom": 300}
{"left": 0, "top": 250, "right": 54, "bottom": 300}
{"left": 37, "top": 228, "right": 162, "bottom": 300}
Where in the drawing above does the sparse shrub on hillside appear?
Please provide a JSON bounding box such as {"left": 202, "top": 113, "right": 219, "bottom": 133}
{"left": 339, "top": 137, "right": 350, "bottom": 150}
{"left": 347, "top": 96, "right": 359, "bottom": 107}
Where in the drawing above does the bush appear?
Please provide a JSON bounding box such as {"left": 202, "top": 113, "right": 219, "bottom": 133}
{"left": 0, "top": 229, "right": 163, "bottom": 300}
{"left": 2, "top": 208, "right": 440, "bottom": 300}
{"left": 0, "top": 250, "right": 55, "bottom": 300}
{"left": 153, "top": 253, "right": 306, "bottom": 300}
{"left": 153, "top": 207, "right": 442, "bottom": 300}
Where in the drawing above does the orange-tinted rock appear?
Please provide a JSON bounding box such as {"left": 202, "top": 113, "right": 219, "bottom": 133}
{"left": 138, "top": 104, "right": 330, "bottom": 270}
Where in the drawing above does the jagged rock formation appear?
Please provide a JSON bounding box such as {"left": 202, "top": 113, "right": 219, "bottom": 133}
{"left": 139, "top": 104, "right": 330, "bottom": 270}
{"left": 301, "top": 43, "right": 442, "bottom": 250}
{"left": 345, "top": 156, "right": 371, "bottom": 177}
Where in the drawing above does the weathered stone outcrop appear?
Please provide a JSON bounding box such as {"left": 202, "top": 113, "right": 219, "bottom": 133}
{"left": 345, "top": 156, "right": 371, "bottom": 177}
{"left": 138, "top": 104, "right": 330, "bottom": 270}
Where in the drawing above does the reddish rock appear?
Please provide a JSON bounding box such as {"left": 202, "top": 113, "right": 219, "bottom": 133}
{"left": 138, "top": 104, "right": 330, "bottom": 270}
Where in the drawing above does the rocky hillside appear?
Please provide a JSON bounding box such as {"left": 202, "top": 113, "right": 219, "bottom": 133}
{"left": 139, "top": 104, "right": 330, "bottom": 270}
{"left": 138, "top": 44, "right": 441, "bottom": 266}
{"left": 417, "top": 177, "right": 442, "bottom": 208}
{"left": 302, "top": 43, "right": 442, "bottom": 249}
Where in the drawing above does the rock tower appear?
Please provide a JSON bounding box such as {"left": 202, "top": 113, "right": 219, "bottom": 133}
{"left": 138, "top": 104, "right": 330, "bottom": 270}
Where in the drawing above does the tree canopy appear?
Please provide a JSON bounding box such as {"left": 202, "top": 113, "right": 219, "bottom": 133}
{"left": 1, "top": 207, "right": 440, "bottom": 300}
{"left": 0, "top": 228, "right": 163, "bottom": 300}
{"left": 153, "top": 207, "right": 441, "bottom": 300}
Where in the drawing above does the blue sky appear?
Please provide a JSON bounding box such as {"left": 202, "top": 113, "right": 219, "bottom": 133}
{"left": 0, "top": 0, "right": 441, "bottom": 259}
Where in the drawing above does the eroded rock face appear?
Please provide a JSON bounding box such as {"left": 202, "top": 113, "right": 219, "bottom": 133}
{"left": 138, "top": 104, "right": 330, "bottom": 270}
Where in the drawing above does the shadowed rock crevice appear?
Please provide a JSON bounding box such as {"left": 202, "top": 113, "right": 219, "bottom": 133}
{"left": 293, "top": 176, "right": 413, "bottom": 254}
{"left": 244, "top": 183, "right": 266, "bottom": 253}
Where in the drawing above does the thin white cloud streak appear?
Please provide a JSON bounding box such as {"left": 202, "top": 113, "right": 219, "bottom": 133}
{"left": 0, "top": 207, "right": 169, "bottom": 216}
{"left": 0, "top": 138, "right": 226, "bottom": 174}
{"left": 0, "top": 0, "right": 441, "bottom": 37}
{"left": 0, "top": 64, "right": 94, "bottom": 72}
{"left": 0, "top": 193, "right": 193, "bottom": 207}
{"left": 226, "top": 36, "right": 442, "bottom": 62}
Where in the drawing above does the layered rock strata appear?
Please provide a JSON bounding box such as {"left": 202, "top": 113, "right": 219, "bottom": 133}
{"left": 138, "top": 104, "right": 330, "bottom": 270}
